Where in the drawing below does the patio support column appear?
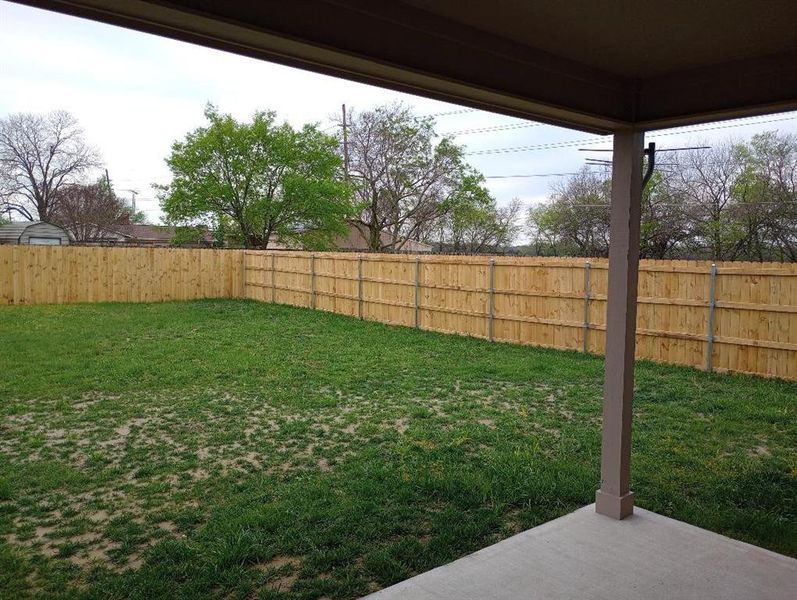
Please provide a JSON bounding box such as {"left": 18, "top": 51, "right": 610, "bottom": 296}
{"left": 596, "top": 129, "right": 644, "bottom": 520}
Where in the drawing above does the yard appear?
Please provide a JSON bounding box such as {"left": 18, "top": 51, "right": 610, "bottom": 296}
{"left": 0, "top": 299, "right": 794, "bottom": 599}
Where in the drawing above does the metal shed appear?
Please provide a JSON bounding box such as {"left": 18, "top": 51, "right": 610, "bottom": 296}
{"left": 0, "top": 221, "right": 71, "bottom": 245}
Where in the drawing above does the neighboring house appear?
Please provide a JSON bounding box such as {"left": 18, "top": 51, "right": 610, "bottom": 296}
{"left": 111, "top": 224, "right": 213, "bottom": 247}
{"left": 262, "top": 221, "right": 432, "bottom": 253}
{"left": 334, "top": 221, "right": 432, "bottom": 253}
{"left": 72, "top": 222, "right": 213, "bottom": 247}
{"left": 0, "top": 221, "right": 71, "bottom": 246}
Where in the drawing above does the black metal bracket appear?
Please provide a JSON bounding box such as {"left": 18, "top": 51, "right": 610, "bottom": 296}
{"left": 642, "top": 142, "right": 656, "bottom": 189}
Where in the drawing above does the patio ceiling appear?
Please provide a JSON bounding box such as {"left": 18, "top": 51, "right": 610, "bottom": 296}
{"left": 11, "top": 0, "right": 797, "bottom": 133}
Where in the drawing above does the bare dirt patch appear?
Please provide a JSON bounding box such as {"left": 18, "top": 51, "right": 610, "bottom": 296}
{"left": 750, "top": 445, "right": 771, "bottom": 457}
{"left": 253, "top": 555, "right": 303, "bottom": 591}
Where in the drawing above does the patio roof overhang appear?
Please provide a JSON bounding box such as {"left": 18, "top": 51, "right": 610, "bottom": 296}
{"left": 14, "top": 0, "right": 797, "bottom": 522}
{"left": 10, "top": 0, "right": 797, "bottom": 134}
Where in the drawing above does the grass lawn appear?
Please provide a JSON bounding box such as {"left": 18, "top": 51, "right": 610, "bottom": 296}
{"left": 0, "top": 299, "right": 794, "bottom": 599}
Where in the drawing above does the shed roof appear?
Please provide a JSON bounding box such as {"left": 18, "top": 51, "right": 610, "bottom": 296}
{"left": 0, "top": 221, "right": 62, "bottom": 243}
{"left": 13, "top": 1, "right": 797, "bottom": 133}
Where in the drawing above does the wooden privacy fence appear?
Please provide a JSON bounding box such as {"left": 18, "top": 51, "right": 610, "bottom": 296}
{"left": 0, "top": 246, "right": 244, "bottom": 305}
{"left": 1, "top": 246, "right": 794, "bottom": 380}
{"left": 243, "top": 251, "right": 797, "bottom": 381}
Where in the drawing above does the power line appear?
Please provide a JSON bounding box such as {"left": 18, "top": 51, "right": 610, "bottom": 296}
{"left": 549, "top": 201, "right": 797, "bottom": 208}
{"left": 422, "top": 107, "right": 478, "bottom": 118}
{"left": 465, "top": 114, "right": 797, "bottom": 157}
{"left": 579, "top": 145, "right": 711, "bottom": 153}
{"left": 466, "top": 136, "right": 604, "bottom": 156}
{"left": 442, "top": 122, "right": 540, "bottom": 136}
{"left": 485, "top": 170, "right": 598, "bottom": 179}
{"left": 655, "top": 113, "right": 797, "bottom": 134}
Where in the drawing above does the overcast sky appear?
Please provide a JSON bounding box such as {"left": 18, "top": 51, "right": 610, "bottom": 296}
{"left": 2, "top": 0, "right": 797, "bottom": 230}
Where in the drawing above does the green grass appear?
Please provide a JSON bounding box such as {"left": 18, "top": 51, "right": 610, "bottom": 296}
{"left": 0, "top": 299, "right": 794, "bottom": 599}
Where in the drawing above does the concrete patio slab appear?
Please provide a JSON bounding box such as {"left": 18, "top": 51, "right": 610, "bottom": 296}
{"left": 365, "top": 504, "right": 797, "bottom": 600}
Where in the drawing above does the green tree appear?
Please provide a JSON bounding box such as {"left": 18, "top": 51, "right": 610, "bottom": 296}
{"left": 733, "top": 132, "right": 797, "bottom": 260}
{"left": 160, "top": 105, "right": 353, "bottom": 249}
{"left": 169, "top": 225, "right": 209, "bottom": 247}
{"left": 437, "top": 173, "right": 521, "bottom": 254}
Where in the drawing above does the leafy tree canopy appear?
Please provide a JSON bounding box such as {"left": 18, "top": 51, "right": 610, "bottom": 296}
{"left": 160, "top": 104, "right": 354, "bottom": 249}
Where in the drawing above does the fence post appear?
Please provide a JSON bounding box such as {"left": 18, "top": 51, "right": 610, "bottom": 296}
{"left": 583, "top": 261, "right": 591, "bottom": 353}
{"left": 487, "top": 258, "right": 496, "bottom": 341}
{"left": 241, "top": 251, "right": 247, "bottom": 299}
{"left": 414, "top": 256, "right": 421, "bottom": 328}
{"left": 11, "top": 246, "right": 20, "bottom": 305}
{"left": 310, "top": 253, "right": 316, "bottom": 309}
{"left": 706, "top": 263, "right": 717, "bottom": 372}
{"left": 271, "top": 252, "right": 276, "bottom": 303}
{"left": 357, "top": 255, "right": 364, "bottom": 320}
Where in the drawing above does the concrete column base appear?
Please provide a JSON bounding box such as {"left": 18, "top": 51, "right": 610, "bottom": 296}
{"left": 595, "top": 490, "right": 634, "bottom": 519}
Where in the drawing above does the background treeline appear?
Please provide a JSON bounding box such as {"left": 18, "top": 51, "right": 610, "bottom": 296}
{"left": 4, "top": 107, "right": 794, "bottom": 261}
{"left": 526, "top": 132, "right": 797, "bottom": 261}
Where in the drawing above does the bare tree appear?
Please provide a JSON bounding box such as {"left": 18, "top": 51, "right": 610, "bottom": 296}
{"left": 527, "top": 167, "right": 611, "bottom": 257}
{"left": 51, "top": 182, "right": 129, "bottom": 242}
{"left": 639, "top": 170, "right": 691, "bottom": 259}
{"left": 0, "top": 111, "right": 101, "bottom": 221}
{"left": 526, "top": 133, "right": 796, "bottom": 261}
{"left": 668, "top": 142, "right": 748, "bottom": 260}
{"left": 344, "top": 103, "right": 465, "bottom": 251}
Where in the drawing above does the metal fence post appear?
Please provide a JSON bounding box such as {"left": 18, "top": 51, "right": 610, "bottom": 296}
{"left": 706, "top": 263, "right": 717, "bottom": 372}
{"left": 357, "top": 255, "right": 364, "bottom": 319}
{"left": 271, "top": 252, "right": 276, "bottom": 303}
{"left": 487, "top": 259, "right": 496, "bottom": 341}
{"left": 310, "top": 253, "right": 316, "bottom": 309}
{"left": 414, "top": 256, "right": 421, "bottom": 328}
{"left": 583, "top": 261, "right": 591, "bottom": 353}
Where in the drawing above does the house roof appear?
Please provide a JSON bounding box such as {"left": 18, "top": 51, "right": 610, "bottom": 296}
{"left": 336, "top": 222, "right": 432, "bottom": 253}
{"left": 115, "top": 224, "right": 176, "bottom": 242}
{"left": 114, "top": 224, "right": 213, "bottom": 243}
{"left": 14, "top": 1, "right": 797, "bottom": 133}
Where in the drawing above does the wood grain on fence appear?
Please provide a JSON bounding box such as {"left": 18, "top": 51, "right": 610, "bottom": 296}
{"left": 244, "top": 251, "right": 797, "bottom": 380}
{"left": 0, "top": 246, "right": 244, "bottom": 305}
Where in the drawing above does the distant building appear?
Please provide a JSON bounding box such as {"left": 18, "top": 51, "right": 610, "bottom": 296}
{"left": 69, "top": 218, "right": 213, "bottom": 247}
{"left": 109, "top": 223, "right": 213, "bottom": 247}
{"left": 261, "top": 221, "right": 433, "bottom": 253}
{"left": 334, "top": 221, "right": 432, "bottom": 253}
{"left": 0, "top": 221, "right": 71, "bottom": 245}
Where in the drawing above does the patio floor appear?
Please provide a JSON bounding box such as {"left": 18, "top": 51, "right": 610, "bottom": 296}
{"left": 366, "top": 504, "right": 797, "bottom": 600}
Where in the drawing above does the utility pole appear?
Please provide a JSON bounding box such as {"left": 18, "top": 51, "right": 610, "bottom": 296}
{"left": 122, "top": 189, "right": 139, "bottom": 213}
{"left": 342, "top": 103, "right": 350, "bottom": 181}
{"left": 105, "top": 169, "right": 112, "bottom": 192}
